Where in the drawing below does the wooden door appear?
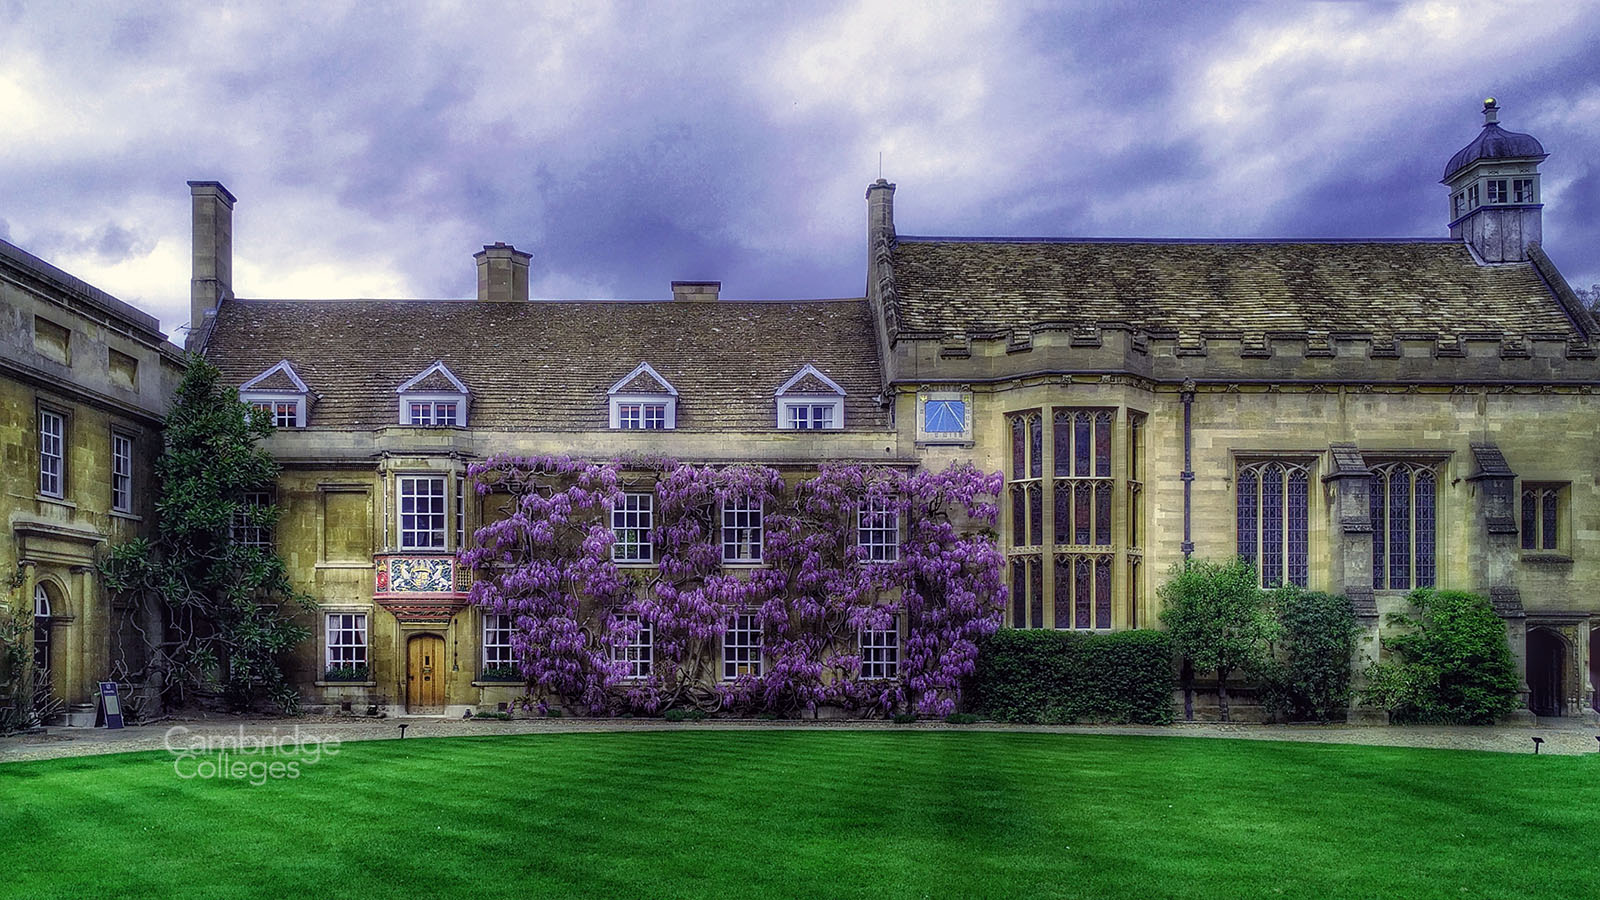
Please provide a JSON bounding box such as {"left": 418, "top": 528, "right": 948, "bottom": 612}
{"left": 407, "top": 634, "right": 446, "bottom": 712}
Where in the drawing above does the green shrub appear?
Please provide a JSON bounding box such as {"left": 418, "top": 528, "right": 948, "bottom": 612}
{"left": 470, "top": 710, "right": 512, "bottom": 721}
{"left": 970, "top": 629, "right": 1174, "bottom": 724}
{"left": 891, "top": 712, "right": 918, "bottom": 724}
{"left": 1364, "top": 589, "right": 1520, "bottom": 725}
{"left": 1259, "top": 589, "right": 1359, "bottom": 723}
{"left": 322, "top": 665, "right": 370, "bottom": 682}
{"left": 663, "top": 707, "right": 709, "bottom": 722}
{"left": 943, "top": 713, "right": 979, "bottom": 725}
{"left": 1159, "top": 558, "right": 1274, "bottom": 722}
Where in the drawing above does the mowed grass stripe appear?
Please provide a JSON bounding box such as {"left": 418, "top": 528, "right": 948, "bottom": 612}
{"left": 3, "top": 731, "right": 1596, "bottom": 899}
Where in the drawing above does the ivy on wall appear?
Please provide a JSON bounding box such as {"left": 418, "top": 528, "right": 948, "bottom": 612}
{"left": 461, "top": 457, "right": 1005, "bottom": 716}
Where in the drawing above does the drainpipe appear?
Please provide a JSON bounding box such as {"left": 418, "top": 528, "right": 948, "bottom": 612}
{"left": 1180, "top": 379, "right": 1196, "bottom": 560}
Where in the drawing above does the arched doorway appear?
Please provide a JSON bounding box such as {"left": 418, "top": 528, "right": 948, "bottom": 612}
{"left": 1526, "top": 628, "right": 1566, "bottom": 717}
{"left": 32, "top": 583, "right": 55, "bottom": 711}
{"left": 406, "top": 633, "right": 446, "bottom": 714}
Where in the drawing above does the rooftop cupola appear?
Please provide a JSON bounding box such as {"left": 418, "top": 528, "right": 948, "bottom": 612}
{"left": 1441, "top": 98, "right": 1548, "bottom": 262}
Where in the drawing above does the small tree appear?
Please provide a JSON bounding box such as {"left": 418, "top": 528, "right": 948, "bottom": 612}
{"left": 1158, "top": 558, "right": 1274, "bottom": 722}
{"left": 1364, "top": 588, "right": 1520, "bottom": 724}
{"left": 102, "top": 357, "right": 313, "bottom": 713}
{"left": 1259, "top": 588, "right": 1359, "bottom": 722}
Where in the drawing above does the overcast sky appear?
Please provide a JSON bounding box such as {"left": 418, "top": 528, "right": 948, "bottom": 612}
{"left": 3, "top": 1, "right": 1597, "bottom": 339}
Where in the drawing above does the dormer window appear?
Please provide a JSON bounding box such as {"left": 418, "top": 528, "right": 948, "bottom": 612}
{"left": 238, "top": 360, "right": 310, "bottom": 428}
{"left": 775, "top": 364, "right": 845, "bottom": 431}
{"left": 397, "top": 361, "right": 470, "bottom": 427}
{"left": 608, "top": 362, "right": 677, "bottom": 430}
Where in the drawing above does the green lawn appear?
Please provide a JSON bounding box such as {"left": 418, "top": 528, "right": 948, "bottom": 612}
{"left": 3, "top": 730, "right": 1597, "bottom": 899}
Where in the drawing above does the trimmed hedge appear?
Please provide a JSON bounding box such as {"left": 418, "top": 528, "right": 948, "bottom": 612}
{"left": 971, "top": 629, "right": 1175, "bottom": 724}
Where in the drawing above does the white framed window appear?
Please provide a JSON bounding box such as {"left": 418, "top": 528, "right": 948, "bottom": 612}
{"left": 1513, "top": 178, "right": 1536, "bottom": 203}
{"left": 860, "top": 625, "right": 899, "bottom": 679}
{"left": 722, "top": 610, "right": 762, "bottom": 679}
{"left": 617, "top": 402, "right": 668, "bottom": 430}
{"left": 396, "top": 362, "right": 470, "bottom": 426}
{"left": 608, "top": 362, "right": 678, "bottom": 430}
{"left": 483, "top": 613, "right": 516, "bottom": 675}
{"left": 238, "top": 360, "right": 310, "bottom": 428}
{"left": 454, "top": 472, "right": 466, "bottom": 550}
{"left": 247, "top": 398, "right": 301, "bottom": 428}
{"left": 399, "top": 475, "right": 447, "bottom": 550}
{"left": 325, "top": 613, "right": 367, "bottom": 670}
{"left": 111, "top": 432, "right": 133, "bottom": 512}
{"left": 1487, "top": 179, "right": 1508, "bottom": 204}
{"left": 407, "top": 400, "right": 459, "bottom": 426}
{"left": 722, "top": 496, "right": 763, "bottom": 563}
{"left": 38, "top": 408, "right": 64, "bottom": 498}
{"left": 613, "top": 614, "right": 652, "bottom": 678}
{"left": 858, "top": 498, "right": 899, "bottom": 563}
{"left": 774, "top": 365, "right": 847, "bottom": 430}
{"left": 232, "top": 491, "right": 275, "bottom": 548}
{"left": 781, "top": 402, "right": 839, "bottom": 430}
{"left": 612, "top": 493, "right": 654, "bottom": 563}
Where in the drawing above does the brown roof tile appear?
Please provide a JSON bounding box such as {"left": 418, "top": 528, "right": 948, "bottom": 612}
{"left": 888, "top": 238, "right": 1583, "bottom": 339}
{"left": 206, "top": 298, "right": 886, "bottom": 431}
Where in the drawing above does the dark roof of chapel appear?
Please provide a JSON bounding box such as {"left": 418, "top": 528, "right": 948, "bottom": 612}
{"left": 885, "top": 237, "right": 1583, "bottom": 340}
{"left": 205, "top": 297, "right": 886, "bottom": 430}
{"left": 1442, "top": 123, "right": 1547, "bottom": 181}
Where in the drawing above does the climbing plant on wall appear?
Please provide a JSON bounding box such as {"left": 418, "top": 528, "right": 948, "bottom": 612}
{"left": 462, "top": 456, "right": 1005, "bottom": 717}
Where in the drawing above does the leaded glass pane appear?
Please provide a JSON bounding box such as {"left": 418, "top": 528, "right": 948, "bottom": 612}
{"left": 1074, "top": 557, "right": 1091, "bottom": 629}
{"left": 1094, "top": 555, "right": 1112, "bottom": 629}
{"left": 1053, "top": 559, "right": 1072, "bottom": 629}
{"left": 1237, "top": 469, "right": 1257, "bottom": 570}
{"left": 1011, "top": 418, "right": 1025, "bottom": 478}
{"left": 1011, "top": 486, "right": 1026, "bottom": 544}
{"left": 1029, "top": 557, "right": 1043, "bottom": 629}
{"left": 1094, "top": 482, "right": 1112, "bottom": 546}
{"left": 1054, "top": 483, "right": 1072, "bottom": 545}
{"left": 1389, "top": 468, "right": 1411, "bottom": 589}
{"left": 1415, "top": 470, "right": 1435, "bottom": 587}
{"left": 1029, "top": 415, "right": 1043, "bottom": 479}
{"left": 1094, "top": 412, "right": 1112, "bottom": 477}
{"left": 1522, "top": 490, "right": 1538, "bottom": 550}
{"left": 1028, "top": 485, "right": 1043, "bottom": 547}
{"left": 1262, "top": 464, "right": 1283, "bottom": 587}
{"left": 1053, "top": 412, "right": 1073, "bottom": 477}
{"left": 1288, "top": 469, "right": 1309, "bottom": 587}
{"left": 1011, "top": 560, "right": 1026, "bottom": 627}
{"left": 1074, "top": 413, "right": 1091, "bottom": 476}
{"left": 1371, "top": 475, "right": 1386, "bottom": 590}
{"left": 1541, "top": 489, "right": 1559, "bottom": 551}
{"left": 1074, "top": 482, "right": 1090, "bottom": 545}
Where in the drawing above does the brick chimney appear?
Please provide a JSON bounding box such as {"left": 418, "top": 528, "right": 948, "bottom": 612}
{"left": 672, "top": 281, "right": 720, "bottom": 302}
{"left": 474, "top": 242, "right": 532, "bottom": 302}
{"left": 187, "top": 180, "right": 235, "bottom": 350}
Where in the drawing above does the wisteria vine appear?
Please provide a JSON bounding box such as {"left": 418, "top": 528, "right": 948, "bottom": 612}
{"left": 460, "top": 456, "right": 1004, "bottom": 716}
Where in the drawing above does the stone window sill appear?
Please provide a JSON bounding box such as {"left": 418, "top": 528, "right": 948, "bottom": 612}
{"left": 1521, "top": 553, "right": 1573, "bottom": 565}
{"left": 109, "top": 510, "right": 143, "bottom": 522}
{"left": 315, "top": 680, "right": 377, "bottom": 688}
{"left": 35, "top": 494, "right": 76, "bottom": 509}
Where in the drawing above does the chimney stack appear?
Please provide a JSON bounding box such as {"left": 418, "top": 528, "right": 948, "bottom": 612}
{"left": 672, "top": 281, "right": 720, "bottom": 302}
{"left": 474, "top": 242, "right": 532, "bottom": 302}
{"left": 866, "top": 178, "right": 896, "bottom": 246}
{"left": 187, "top": 180, "right": 235, "bottom": 350}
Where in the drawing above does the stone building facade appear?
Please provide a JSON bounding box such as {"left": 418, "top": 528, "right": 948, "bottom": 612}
{"left": 189, "top": 103, "right": 1597, "bottom": 719}
{"left": 1, "top": 238, "right": 185, "bottom": 724}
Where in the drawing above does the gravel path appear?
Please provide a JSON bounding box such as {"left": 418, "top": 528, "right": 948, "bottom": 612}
{"left": 5, "top": 713, "right": 1599, "bottom": 764}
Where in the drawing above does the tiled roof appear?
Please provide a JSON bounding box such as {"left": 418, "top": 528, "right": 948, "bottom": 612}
{"left": 205, "top": 298, "right": 886, "bottom": 431}
{"left": 887, "top": 238, "right": 1583, "bottom": 340}
{"left": 405, "top": 369, "right": 466, "bottom": 393}
{"left": 616, "top": 371, "right": 670, "bottom": 394}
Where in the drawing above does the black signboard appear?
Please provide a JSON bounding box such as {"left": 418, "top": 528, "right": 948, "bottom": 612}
{"left": 94, "top": 681, "right": 123, "bottom": 729}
